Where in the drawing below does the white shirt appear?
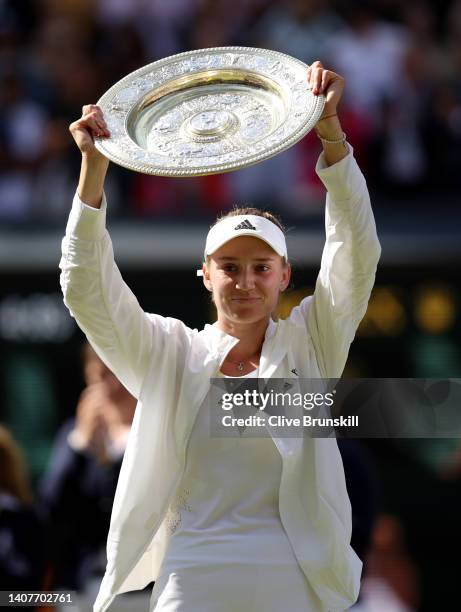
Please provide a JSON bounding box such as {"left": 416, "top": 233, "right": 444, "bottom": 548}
{"left": 160, "top": 392, "right": 296, "bottom": 568}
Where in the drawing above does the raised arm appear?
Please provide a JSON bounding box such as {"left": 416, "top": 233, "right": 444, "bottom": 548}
{"left": 293, "top": 63, "right": 381, "bottom": 377}
{"left": 61, "top": 107, "right": 170, "bottom": 398}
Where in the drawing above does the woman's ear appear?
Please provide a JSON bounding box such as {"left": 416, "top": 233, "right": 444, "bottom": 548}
{"left": 280, "top": 262, "right": 291, "bottom": 292}
{"left": 202, "top": 262, "right": 213, "bottom": 292}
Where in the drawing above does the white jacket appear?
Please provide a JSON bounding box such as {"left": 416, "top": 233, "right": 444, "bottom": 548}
{"left": 60, "top": 146, "right": 380, "bottom": 612}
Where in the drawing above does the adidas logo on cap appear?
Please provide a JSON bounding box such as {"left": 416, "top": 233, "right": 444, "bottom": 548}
{"left": 234, "top": 219, "right": 256, "bottom": 231}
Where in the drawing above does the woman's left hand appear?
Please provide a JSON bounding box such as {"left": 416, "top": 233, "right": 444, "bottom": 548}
{"left": 307, "top": 60, "right": 345, "bottom": 120}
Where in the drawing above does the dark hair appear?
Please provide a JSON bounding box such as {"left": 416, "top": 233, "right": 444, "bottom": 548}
{"left": 0, "top": 426, "right": 33, "bottom": 505}
{"left": 212, "top": 206, "right": 286, "bottom": 234}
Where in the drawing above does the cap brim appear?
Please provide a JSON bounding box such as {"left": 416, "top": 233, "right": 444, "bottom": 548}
{"left": 207, "top": 232, "right": 285, "bottom": 257}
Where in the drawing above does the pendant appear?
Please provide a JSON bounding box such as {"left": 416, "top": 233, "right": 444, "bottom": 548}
{"left": 237, "top": 362, "right": 244, "bottom": 372}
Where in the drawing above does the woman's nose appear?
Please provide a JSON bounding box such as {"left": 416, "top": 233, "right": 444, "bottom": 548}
{"left": 235, "top": 269, "right": 255, "bottom": 291}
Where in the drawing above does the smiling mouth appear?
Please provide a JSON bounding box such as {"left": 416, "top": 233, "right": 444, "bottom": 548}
{"left": 231, "top": 297, "right": 262, "bottom": 303}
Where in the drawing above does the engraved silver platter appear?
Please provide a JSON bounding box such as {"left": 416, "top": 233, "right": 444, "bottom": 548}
{"left": 94, "top": 46, "right": 325, "bottom": 176}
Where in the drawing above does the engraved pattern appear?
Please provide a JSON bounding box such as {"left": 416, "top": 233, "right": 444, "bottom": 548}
{"left": 94, "top": 46, "right": 325, "bottom": 176}
{"left": 165, "top": 487, "right": 192, "bottom": 535}
{"left": 145, "top": 91, "right": 274, "bottom": 160}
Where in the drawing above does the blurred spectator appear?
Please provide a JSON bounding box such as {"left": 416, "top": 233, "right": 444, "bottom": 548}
{"left": 337, "top": 439, "right": 378, "bottom": 563}
{"left": 0, "top": 425, "right": 46, "bottom": 590}
{"left": 41, "top": 0, "right": 96, "bottom": 28}
{"left": 422, "top": 78, "right": 461, "bottom": 194}
{"left": 368, "top": 39, "right": 435, "bottom": 192}
{"left": 387, "top": 41, "right": 431, "bottom": 186}
{"left": 97, "top": 0, "right": 199, "bottom": 60}
{"left": 401, "top": 1, "right": 447, "bottom": 70}
{"left": 353, "top": 514, "right": 420, "bottom": 612}
{"left": 39, "top": 343, "right": 136, "bottom": 591}
{"left": 252, "top": 0, "right": 344, "bottom": 64}
{"left": 367, "top": 430, "right": 461, "bottom": 611}
{"left": 30, "top": 116, "right": 83, "bottom": 222}
{"left": 190, "top": 0, "right": 233, "bottom": 49}
{"left": 0, "top": 69, "right": 48, "bottom": 221}
{"left": 96, "top": 21, "right": 147, "bottom": 87}
{"left": 189, "top": 0, "right": 267, "bottom": 50}
{"left": 324, "top": 1, "right": 409, "bottom": 128}
{"left": 31, "top": 16, "right": 102, "bottom": 116}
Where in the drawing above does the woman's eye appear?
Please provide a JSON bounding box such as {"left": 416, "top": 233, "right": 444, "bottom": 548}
{"left": 257, "top": 265, "right": 270, "bottom": 272}
{"left": 222, "top": 265, "right": 237, "bottom": 272}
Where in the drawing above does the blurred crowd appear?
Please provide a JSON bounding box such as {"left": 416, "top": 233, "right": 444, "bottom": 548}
{"left": 1, "top": 0, "right": 461, "bottom": 225}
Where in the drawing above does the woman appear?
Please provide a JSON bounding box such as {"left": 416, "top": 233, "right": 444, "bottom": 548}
{"left": 62, "top": 61, "right": 381, "bottom": 611}
{"left": 0, "top": 426, "right": 46, "bottom": 590}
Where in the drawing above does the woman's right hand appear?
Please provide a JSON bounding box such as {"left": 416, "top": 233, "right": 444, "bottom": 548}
{"left": 69, "top": 104, "right": 110, "bottom": 158}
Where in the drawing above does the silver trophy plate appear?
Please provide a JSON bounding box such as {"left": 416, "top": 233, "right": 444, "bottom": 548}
{"left": 95, "top": 46, "right": 325, "bottom": 176}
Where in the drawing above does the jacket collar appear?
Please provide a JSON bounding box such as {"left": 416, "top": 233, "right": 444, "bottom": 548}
{"left": 201, "top": 322, "right": 239, "bottom": 363}
{"left": 201, "top": 317, "right": 283, "bottom": 374}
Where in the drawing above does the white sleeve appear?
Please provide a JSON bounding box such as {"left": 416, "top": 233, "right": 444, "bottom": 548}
{"left": 290, "top": 145, "right": 381, "bottom": 378}
{"left": 59, "top": 192, "right": 183, "bottom": 398}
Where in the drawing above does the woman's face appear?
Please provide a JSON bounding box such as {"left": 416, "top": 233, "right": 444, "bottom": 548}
{"left": 202, "top": 236, "right": 291, "bottom": 326}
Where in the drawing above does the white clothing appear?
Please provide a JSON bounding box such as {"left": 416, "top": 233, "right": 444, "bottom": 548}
{"left": 161, "top": 407, "right": 290, "bottom": 567}
{"left": 151, "top": 391, "right": 322, "bottom": 610}
{"left": 150, "top": 565, "right": 319, "bottom": 612}
{"left": 59, "top": 145, "right": 381, "bottom": 612}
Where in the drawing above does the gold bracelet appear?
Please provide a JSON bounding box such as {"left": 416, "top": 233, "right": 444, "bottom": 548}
{"left": 315, "top": 131, "right": 347, "bottom": 145}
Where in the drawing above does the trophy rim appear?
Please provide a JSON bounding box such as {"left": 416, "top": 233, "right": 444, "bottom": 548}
{"left": 94, "top": 46, "right": 325, "bottom": 177}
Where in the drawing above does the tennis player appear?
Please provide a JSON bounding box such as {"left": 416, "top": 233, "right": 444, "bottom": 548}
{"left": 62, "top": 60, "right": 381, "bottom": 611}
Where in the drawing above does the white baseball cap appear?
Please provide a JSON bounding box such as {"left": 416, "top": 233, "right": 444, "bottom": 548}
{"left": 197, "top": 214, "right": 287, "bottom": 276}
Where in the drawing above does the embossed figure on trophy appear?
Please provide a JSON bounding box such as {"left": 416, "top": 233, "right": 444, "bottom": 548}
{"left": 157, "top": 120, "right": 175, "bottom": 134}
{"left": 189, "top": 110, "right": 234, "bottom": 136}
{"left": 195, "top": 111, "right": 221, "bottom": 130}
